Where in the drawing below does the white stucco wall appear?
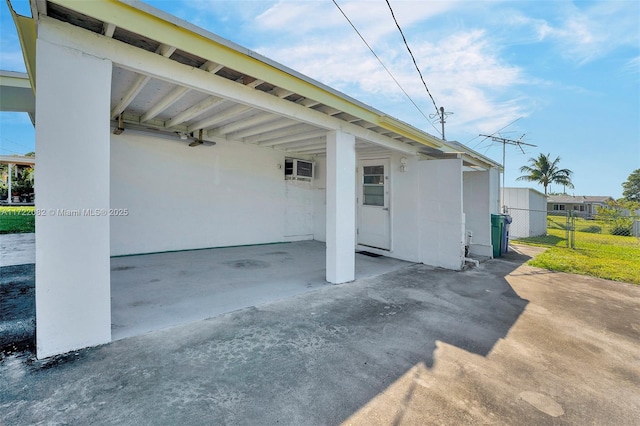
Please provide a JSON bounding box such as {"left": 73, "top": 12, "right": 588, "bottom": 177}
{"left": 384, "top": 153, "right": 422, "bottom": 262}
{"left": 110, "top": 132, "right": 291, "bottom": 255}
{"left": 35, "top": 36, "right": 112, "bottom": 358}
{"left": 418, "top": 158, "right": 465, "bottom": 270}
{"left": 314, "top": 153, "right": 423, "bottom": 263}
{"left": 490, "top": 167, "right": 501, "bottom": 214}
{"left": 284, "top": 180, "right": 314, "bottom": 241}
{"left": 501, "top": 187, "right": 547, "bottom": 238}
{"left": 463, "top": 170, "right": 493, "bottom": 257}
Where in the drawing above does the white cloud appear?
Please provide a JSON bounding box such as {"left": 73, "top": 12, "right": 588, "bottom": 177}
{"left": 256, "top": 0, "right": 457, "bottom": 44}
{"left": 255, "top": 18, "right": 528, "bottom": 136}
{"left": 624, "top": 56, "right": 640, "bottom": 74}
{"left": 511, "top": 1, "right": 639, "bottom": 65}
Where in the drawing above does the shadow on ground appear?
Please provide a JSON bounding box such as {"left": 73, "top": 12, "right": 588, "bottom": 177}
{"left": 0, "top": 264, "right": 35, "bottom": 356}
{"left": 0, "top": 251, "right": 537, "bottom": 425}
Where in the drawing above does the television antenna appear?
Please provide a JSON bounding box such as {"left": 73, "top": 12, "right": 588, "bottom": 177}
{"left": 478, "top": 133, "right": 537, "bottom": 192}
{"left": 429, "top": 106, "right": 453, "bottom": 141}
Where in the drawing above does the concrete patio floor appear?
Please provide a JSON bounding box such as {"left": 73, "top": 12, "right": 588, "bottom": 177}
{"left": 1, "top": 241, "right": 639, "bottom": 425}
{"left": 111, "top": 240, "right": 413, "bottom": 340}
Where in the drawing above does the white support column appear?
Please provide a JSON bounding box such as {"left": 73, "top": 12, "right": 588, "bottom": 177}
{"left": 326, "top": 130, "right": 356, "bottom": 284}
{"left": 35, "top": 35, "right": 112, "bottom": 358}
{"left": 7, "top": 163, "right": 12, "bottom": 204}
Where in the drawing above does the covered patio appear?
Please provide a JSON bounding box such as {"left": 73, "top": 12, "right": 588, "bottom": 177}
{"left": 7, "top": 0, "right": 501, "bottom": 358}
{"left": 111, "top": 240, "right": 412, "bottom": 340}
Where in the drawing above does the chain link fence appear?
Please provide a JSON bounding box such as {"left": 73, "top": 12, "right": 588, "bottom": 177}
{"left": 506, "top": 207, "right": 640, "bottom": 250}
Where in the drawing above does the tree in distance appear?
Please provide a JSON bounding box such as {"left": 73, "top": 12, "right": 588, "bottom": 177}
{"left": 517, "top": 153, "right": 574, "bottom": 195}
{"left": 622, "top": 169, "right": 640, "bottom": 203}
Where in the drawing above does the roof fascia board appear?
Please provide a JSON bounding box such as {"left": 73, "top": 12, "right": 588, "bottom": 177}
{"left": 0, "top": 71, "right": 31, "bottom": 88}
{"left": 0, "top": 71, "right": 35, "bottom": 116}
{"left": 0, "top": 155, "right": 36, "bottom": 165}
{"left": 47, "top": 0, "right": 441, "bottom": 149}
{"left": 442, "top": 140, "right": 502, "bottom": 170}
{"left": 7, "top": 1, "right": 36, "bottom": 94}
{"left": 39, "top": 16, "right": 418, "bottom": 156}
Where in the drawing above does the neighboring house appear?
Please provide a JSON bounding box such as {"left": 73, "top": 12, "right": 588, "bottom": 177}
{"left": 547, "top": 195, "right": 614, "bottom": 218}
{"left": 7, "top": 0, "right": 502, "bottom": 358}
{"left": 501, "top": 187, "right": 547, "bottom": 238}
{"left": 0, "top": 155, "right": 36, "bottom": 204}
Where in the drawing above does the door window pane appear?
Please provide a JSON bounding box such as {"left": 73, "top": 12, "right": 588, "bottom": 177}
{"left": 364, "top": 165, "right": 384, "bottom": 175}
{"left": 363, "top": 165, "right": 384, "bottom": 206}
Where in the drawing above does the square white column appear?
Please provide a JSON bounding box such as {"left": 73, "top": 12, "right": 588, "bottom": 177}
{"left": 326, "top": 130, "right": 356, "bottom": 283}
{"left": 35, "top": 35, "right": 112, "bottom": 358}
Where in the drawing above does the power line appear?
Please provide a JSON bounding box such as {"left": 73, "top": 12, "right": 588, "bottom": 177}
{"left": 384, "top": 0, "right": 441, "bottom": 121}
{"left": 473, "top": 117, "right": 522, "bottom": 149}
{"left": 331, "top": 0, "right": 441, "bottom": 136}
{"left": 0, "top": 147, "right": 25, "bottom": 155}
{"left": 479, "top": 133, "right": 536, "bottom": 195}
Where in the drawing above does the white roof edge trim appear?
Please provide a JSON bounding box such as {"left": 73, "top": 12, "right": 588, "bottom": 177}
{"left": 445, "top": 140, "right": 502, "bottom": 169}
{"left": 118, "top": 0, "right": 441, "bottom": 144}
{"left": 0, "top": 155, "right": 36, "bottom": 165}
{"left": 0, "top": 70, "right": 31, "bottom": 89}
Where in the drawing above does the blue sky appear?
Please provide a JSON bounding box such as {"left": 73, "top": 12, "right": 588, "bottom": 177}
{"left": 1, "top": 0, "right": 638, "bottom": 198}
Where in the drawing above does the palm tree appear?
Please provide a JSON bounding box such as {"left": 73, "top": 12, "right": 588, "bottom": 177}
{"left": 517, "top": 153, "right": 574, "bottom": 195}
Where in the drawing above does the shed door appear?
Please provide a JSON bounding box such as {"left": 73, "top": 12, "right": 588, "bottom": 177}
{"left": 357, "top": 160, "right": 390, "bottom": 250}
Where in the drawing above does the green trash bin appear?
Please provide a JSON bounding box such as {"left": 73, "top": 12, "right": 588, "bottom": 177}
{"left": 491, "top": 214, "right": 503, "bottom": 258}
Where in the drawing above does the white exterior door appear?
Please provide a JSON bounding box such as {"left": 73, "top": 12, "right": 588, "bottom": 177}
{"left": 357, "top": 159, "right": 390, "bottom": 250}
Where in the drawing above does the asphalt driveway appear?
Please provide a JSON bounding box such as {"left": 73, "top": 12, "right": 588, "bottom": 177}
{"left": 1, "top": 247, "right": 639, "bottom": 425}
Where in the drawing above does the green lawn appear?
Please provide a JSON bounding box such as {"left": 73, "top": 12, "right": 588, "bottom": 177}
{"left": 0, "top": 206, "right": 35, "bottom": 234}
{"left": 514, "top": 224, "right": 640, "bottom": 285}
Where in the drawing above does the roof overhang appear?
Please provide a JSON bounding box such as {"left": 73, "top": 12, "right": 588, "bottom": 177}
{"left": 0, "top": 71, "right": 35, "bottom": 123}
{"left": 0, "top": 154, "right": 36, "bottom": 166}
{"left": 12, "top": 0, "right": 501, "bottom": 161}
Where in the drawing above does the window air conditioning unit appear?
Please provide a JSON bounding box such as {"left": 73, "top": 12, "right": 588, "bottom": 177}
{"left": 285, "top": 158, "right": 314, "bottom": 181}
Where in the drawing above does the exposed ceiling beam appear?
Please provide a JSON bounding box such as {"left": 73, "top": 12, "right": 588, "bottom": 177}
{"left": 43, "top": 18, "right": 420, "bottom": 155}
{"left": 102, "top": 22, "right": 116, "bottom": 37}
{"left": 140, "top": 86, "right": 190, "bottom": 123}
{"left": 110, "top": 73, "right": 152, "bottom": 119}
{"left": 290, "top": 147, "right": 326, "bottom": 155}
{"left": 188, "top": 104, "right": 251, "bottom": 132}
{"left": 208, "top": 112, "right": 275, "bottom": 136}
{"left": 231, "top": 119, "right": 296, "bottom": 140}
{"left": 43, "top": 3, "right": 443, "bottom": 149}
{"left": 245, "top": 79, "right": 264, "bottom": 88}
{"left": 140, "top": 61, "right": 223, "bottom": 123}
{"left": 245, "top": 123, "right": 315, "bottom": 145}
{"left": 202, "top": 61, "right": 224, "bottom": 73}
{"left": 291, "top": 143, "right": 329, "bottom": 153}
{"left": 258, "top": 130, "right": 327, "bottom": 147}
{"left": 280, "top": 138, "right": 326, "bottom": 150}
{"left": 297, "top": 98, "right": 320, "bottom": 108}
{"left": 314, "top": 105, "right": 342, "bottom": 116}
{"left": 271, "top": 88, "right": 294, "bottom": 98}
{"left": 165, "top": 95, "right": 225, "bottom": 128}
{"left": 110, "top": 43, "right": 176, "bottom": 119}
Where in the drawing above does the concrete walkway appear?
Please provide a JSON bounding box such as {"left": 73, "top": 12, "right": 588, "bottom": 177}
{"left": 1, "top": 249, "right": 638, "bottom": 425}
{"left": 0, "top": 232, "right": 35, "bottom": 267}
